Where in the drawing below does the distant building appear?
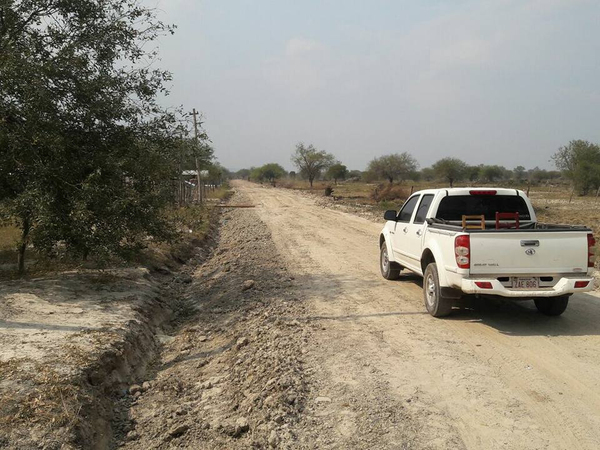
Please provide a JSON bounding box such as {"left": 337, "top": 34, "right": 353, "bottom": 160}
{"left": 182, "top": 170, "right": 209, "bottom": 184}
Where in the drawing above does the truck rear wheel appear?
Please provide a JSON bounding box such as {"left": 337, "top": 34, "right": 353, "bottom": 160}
{"left": 380, "top": 243, "right": 402, "bottom": 280}
{"left": 423, "top": 263, "right": 453, "bottom": 317}
{"left": 534, "top": 296, "right": 569, "bottom": 316}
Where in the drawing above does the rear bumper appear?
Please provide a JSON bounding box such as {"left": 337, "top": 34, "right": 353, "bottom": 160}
{"left": 460, "top": 276, "right": 595, "bottom": 297}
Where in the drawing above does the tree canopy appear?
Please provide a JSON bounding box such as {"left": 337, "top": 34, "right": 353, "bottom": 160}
{"left": 326, "top": 163, "right": 348, "bottom": 184}
{"left": 251, "top": 163, "right": 287, "bottom": 186}
{"left": 431, "top": 158, "right": 467, "bottom": 187}
{"left": 553, "top": 140, "right": 600, "bottom": 194}
{"left": 367, "top": 153, "right": 419, "bottom": 184}
{"left": 0, "top": 0, "right": 184, "bottom": 273}
{"left": 478, "top": 165, "right": 506, "bottom": 182}
{"left": 291, "top": 143, "right": 335, "bottom": 187}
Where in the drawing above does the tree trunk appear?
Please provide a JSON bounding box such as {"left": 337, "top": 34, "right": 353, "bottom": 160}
{"left": 17, "top": 217, "right": 30, "bottom": 276}
{"left": 449, "top": 178, "right": 454, "bottom": 188}
{"left": 569, "top": 186, "right": 575, "bottom": 203}
{"left": 309, "top": 177, "right": 314, "bottom": 188}
{"left": 388, "top": 177, "right": 393, "bottom": 184}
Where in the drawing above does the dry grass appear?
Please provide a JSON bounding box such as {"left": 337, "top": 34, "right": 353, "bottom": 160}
{"left": 0, "top": 224, "right": 20, "bottom": 265}
{"left": 0, "top": 358, "right": 85, "bottom": 430}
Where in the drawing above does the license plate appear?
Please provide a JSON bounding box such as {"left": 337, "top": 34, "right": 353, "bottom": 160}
{"left": 511, "top": 277, "right": 540, "bottom": 289}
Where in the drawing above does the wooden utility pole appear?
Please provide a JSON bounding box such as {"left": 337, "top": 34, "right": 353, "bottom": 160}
{"left": 191, "top": 108, "right": 203, "bottom": 203}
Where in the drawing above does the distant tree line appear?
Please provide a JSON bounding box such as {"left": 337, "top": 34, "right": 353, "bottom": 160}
{"left": 231, "top": 142, "right": 574, "bottom": 190}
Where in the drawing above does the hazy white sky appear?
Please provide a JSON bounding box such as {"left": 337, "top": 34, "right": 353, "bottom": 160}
{"left": 148, "top": 0, "right": 600, "bottom": 171}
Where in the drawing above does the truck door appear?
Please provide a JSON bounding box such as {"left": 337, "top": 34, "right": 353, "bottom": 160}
{"left": 403, "top": 194, "right": 435, "bottom": 272}
{"left": 391, "top": 194, "right": 420, "bottom": 267}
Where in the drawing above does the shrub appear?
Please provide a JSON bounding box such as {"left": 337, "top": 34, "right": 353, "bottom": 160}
{"left": 371, "top": 183, "right": 409, "bottom": 203}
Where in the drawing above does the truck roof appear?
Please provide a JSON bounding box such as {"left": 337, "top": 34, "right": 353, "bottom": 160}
{"left": 413, "top": 187, "right": 526, "bottom": 197}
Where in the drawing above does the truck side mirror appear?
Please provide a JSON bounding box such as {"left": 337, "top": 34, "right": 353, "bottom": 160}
{"left": 384, "top": 210, "right": 397, "bottom": 221}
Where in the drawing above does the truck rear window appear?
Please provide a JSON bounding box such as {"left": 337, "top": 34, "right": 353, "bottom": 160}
{"left": 435, "top": 195, "right": 531, "bottom": 221}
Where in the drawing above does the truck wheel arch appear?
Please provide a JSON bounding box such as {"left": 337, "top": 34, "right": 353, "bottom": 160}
{"left": 420, "top": 249, "right": 435, "bottom": 274}
{"left": 421, "top": 246, "right": 451, "bottom": 288}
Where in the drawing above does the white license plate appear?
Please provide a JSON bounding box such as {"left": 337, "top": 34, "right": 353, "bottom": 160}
{"left": 511, "top": 277, "right": 540, "bottom": 289}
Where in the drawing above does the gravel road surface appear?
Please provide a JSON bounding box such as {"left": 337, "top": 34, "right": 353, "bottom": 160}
{"left": 238, "top": 180, "right": 600, "bottom": 450}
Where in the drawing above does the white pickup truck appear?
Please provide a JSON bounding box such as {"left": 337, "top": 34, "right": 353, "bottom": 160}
{"left": 379, "top": 188, "right": 595, "bottom": 317}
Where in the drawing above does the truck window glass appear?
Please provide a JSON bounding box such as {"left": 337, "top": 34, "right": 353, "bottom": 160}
{"left": 398, "top": 195, "right": 420, "bottom": 222}
{"left": 435, "top": 195, "right": 531, "bottom": 221}
{"left": 414, "top": 194, "right": 435, "bottom": 224}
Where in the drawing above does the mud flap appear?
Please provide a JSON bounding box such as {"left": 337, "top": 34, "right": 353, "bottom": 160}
{"left": 441, "top": 287, "right": 463, "bottom": 299}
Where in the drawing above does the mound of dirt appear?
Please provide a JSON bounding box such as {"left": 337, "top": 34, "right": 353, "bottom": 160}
{"left": 117, "top": 197, "right": 316, "bottom": 449}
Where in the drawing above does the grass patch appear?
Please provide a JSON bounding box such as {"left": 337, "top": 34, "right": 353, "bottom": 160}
{"left": 0, "top": 225, "right": 20, "bottom": 265}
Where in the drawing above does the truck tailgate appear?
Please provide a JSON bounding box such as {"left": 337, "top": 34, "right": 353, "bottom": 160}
{"left": 469, "top": 231, "right": 589, "bottom": 275}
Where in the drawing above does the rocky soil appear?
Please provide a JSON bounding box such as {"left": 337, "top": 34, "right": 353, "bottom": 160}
{"left": 116, "top": 196, "right": 321, "bottom": 449}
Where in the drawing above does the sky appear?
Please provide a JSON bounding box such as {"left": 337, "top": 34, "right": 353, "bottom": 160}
{"left": 146, "top": 0, "right": 600, "bottom": 172}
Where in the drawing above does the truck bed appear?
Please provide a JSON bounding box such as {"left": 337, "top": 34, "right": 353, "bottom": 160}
{"left": 427, "top": 221, "right": 591, "bottom": 233}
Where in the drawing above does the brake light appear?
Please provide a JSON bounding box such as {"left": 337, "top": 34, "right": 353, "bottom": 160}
{"left": 469, "top": 190, "right": 497, "bottom": 195}
{"left": 588, "top": 234, "right": 595, "bottom": 268}
{"left": 575, "top": 281, "right": 590, "bottom": 289}
{"left": 475, "top": 281, "right": 493, "bottom": 289}
{"left": 455, "top": 235, "right": 470, "bottom": 269}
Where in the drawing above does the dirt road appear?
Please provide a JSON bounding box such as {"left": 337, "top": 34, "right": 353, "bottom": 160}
{"left": 238, "top": 180, "right": 600, "bottom": 450}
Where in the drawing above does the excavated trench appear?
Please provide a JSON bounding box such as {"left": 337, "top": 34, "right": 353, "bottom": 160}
{"left": 67, "top": 219, "right": 222, "bottom": 449}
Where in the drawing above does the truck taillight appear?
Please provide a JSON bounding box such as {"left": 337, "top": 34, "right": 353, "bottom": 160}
{"left": 588, "top": 234, "right": 596, "bottom": 268}
{"left": 469, "top": 190, "right": 497, "bottom": 196}
{"left": 455, "top": 235, "right": 470, "bottom": 269}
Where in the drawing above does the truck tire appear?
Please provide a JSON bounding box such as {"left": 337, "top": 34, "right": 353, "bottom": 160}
{"left": 423, "top": 263, "right": 453, "bottom": 317}
{"left": 380, "top": 243, "right": 402, "bottom": 280}
{"left": 534, "top": 296, "right": 569, "bottom": 316}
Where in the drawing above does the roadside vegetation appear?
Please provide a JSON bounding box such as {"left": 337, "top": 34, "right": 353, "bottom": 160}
{"left": 0, "top": 1, "right": 226, "bottom": 278}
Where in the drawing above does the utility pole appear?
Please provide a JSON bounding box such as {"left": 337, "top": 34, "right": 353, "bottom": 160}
{"left": 191, "top": 108, "right": 203, "bottom": 203}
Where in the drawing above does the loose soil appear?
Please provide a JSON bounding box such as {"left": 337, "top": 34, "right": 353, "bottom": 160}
{"left": 115, "top": 190, "right": 442, "bottom": 449}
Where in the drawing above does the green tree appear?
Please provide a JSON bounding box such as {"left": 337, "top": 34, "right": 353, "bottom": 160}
{"left": 291, "top": 143, "right": 335, "bottom": 188}
{"left": 420, "top": 168, "right": 435, "bottom": 181}
{"left": 347, "top": 170, "right": 362, "bottom": 180}
{"left": 513, "top": 166, "right": 527, "bottom": 181}
{"left": 367, "top": 153, "right": 419, "bottom": 184}
{"left": 553, "top": 140, "right": 600, "bottom": 194}
{"left": 431, "top": 158, "right": 468, "bottom": 187}
{"left": 326, "top": 163, "right": 348, "bottom": 184}
{"left": 259, "top": 163, "right": 287, "bottom": 186}
{"left": 235, "top": 169, "right": 251, "bottom": 180}
{"left": 0, "top": 0, "right": 181, "bottom": 274}
{"left": 465, "top": 165, "right": 481, "bottom": 182}
{"left": 479, "top": 165, "right": 506, "bottom": 182}
{"left": 207, "top": 163, "right": 226, "bottom": 186}
{"left": 249, "top": 164, "right": 286, "bottom": 186}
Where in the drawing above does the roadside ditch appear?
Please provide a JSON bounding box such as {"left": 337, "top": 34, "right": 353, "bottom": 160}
{"left": 0, "top": 207, "right": 221, "bottom": 449}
